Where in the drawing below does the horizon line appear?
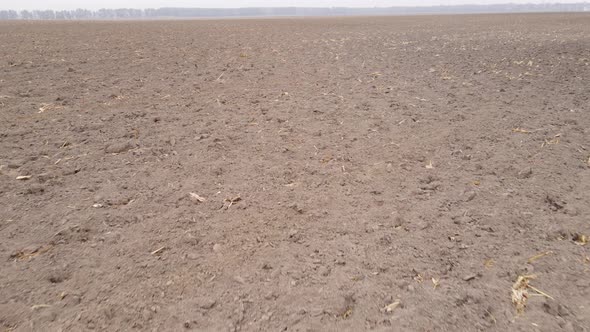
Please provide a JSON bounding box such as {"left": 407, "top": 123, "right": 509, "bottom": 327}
{"left": 2, "top": 2, "right": 589, "bottom": 11}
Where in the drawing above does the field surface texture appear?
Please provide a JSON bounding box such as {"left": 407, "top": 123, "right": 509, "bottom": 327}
{"left": 1, "top": 14, "right": 589, "bottom": 331}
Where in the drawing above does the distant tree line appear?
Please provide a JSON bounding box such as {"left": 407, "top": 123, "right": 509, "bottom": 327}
{"left": 0, "top": 8, "right": 145, "bottom": 20}
{"left": 0, "top": 4, "right": 589, "bottom": 20}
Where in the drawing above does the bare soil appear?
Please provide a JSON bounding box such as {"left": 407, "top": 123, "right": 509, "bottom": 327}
{"left": 1, "top": 14, "right": 589, "bottom": 331}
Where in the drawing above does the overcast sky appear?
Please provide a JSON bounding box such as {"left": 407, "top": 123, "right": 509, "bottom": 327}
{"left": 1, "top": 0, "right": 578, "bottom": 10}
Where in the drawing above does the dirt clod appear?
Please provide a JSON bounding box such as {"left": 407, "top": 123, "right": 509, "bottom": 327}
{"left": 104, "top": 141, "right": 134, "bottom": 154}
{"left": 517, "top": 167, "right": 533, "bottom": 179}
{"left": 198, "top": 298, "right": 217, "bottom": 310}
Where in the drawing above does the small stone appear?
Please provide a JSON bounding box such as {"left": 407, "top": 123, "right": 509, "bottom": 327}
{"left": 517, "top": 167, "right": 533, "bottom": 179}
{"left": 62, "top": 167, "right": 82, "bottom": 176}
{"left": 37, "top": 307, "right": 58, "bottom": 322}
{"left": 464, "top": 190, "right": 477, "bottom": 202}
{"left": 25, "top": 185, "right": 45, "bottom": 195}
{"left": 542, "top": 301, "right": 558, "bottom": 316}
{"left": 141, "top": 308, "right": 153, "bottom": 321}
{"left": 62, "top": 294, "right": 82, "bottom": 307}
{"left": 102, "top": 307, "right": 115, "bottom": 320}
{"left": 7, "top": 160, "right": 25, "bottom": 169}
{"left": 393, "top": 215, "right": 405, "bottom": 228}
{"left": 463, "top": 274, "right": 477, "bottom": 281}
{"left": 397, "top": 280, "right": 410, "bottom": 290}
{"left": 104, "top": 141, "right": 134, "bottom": 154}
{"left": 212, "top": 243, "right": 221, "bottom": 252}
{"left": 186, "top": 252, "right": 199, "bottom": 260}
{"left": 558, "top": 304, "right": 571, "bottom": 317}
{"left": 288, "top": 204, "right": 304, "bottom": 214}
{"left": 564, "top": 205, "right": 579, "bottom": 216}
{"left": 199, "top": 298, "right": 216, "bottom": 310}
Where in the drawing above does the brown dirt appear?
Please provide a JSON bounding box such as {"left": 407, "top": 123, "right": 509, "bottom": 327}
{"left": 1, "top": 13, "right": 589, "bottom": 331}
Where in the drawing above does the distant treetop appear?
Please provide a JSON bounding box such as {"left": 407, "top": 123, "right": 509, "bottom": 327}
{"left": 0, "top": 4, "right": 588, "bottom": 20}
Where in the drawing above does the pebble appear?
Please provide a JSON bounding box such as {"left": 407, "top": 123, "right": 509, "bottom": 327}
{"left": 558, "top": 304, "right": 571, "bottom": 317}
{"left": 386, "top": 163, "right": 393, "bottom": 173}
{"left": 517, "top": 167, "right": 533, "bottom": 179}
{"left": 397, "top": 280, "right": 410, "bottom": 290}
{"left": 264, "top": 291, "right": 277, "bottom": 300}
{"left": 564, "top": 205, "right": 579, "bottom": 216}
{"left": 7, "top": 160, "right": 25, "bottom": 169}
{"left": 37, "top": 307, "right": 58, "bottom": 322}
{"left": 25, "top": 185, "right": 45, "bottom": 195}
{"left": 104, "top": 141, "right": 133, "bottom": 154}
{"left": 464, "top": 190, "right": 477, "bottom": 202}
{"left": 463, "top": 274, "right": 478, "bottom": 281}
{"left": 288, "top": 204, "right": 304, "bottom": 214}
{"left": 198, "top": 298, "right": 216, "bottom": 310}
{"left": 62, "top": 294, "right": 82, "bottom": 307}
{"left": 141, "top": 308, "right": 153, "bottom": 321}
{"left": 288, "top": 229, "right": 298, "bottom": 238}
{"left": 186, "top": 252, "right": 199, "bottom": 260}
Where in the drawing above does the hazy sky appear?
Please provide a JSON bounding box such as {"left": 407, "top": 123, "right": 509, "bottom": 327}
{"left": 1, "top": 0, "right": 577, "bottom": 10}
